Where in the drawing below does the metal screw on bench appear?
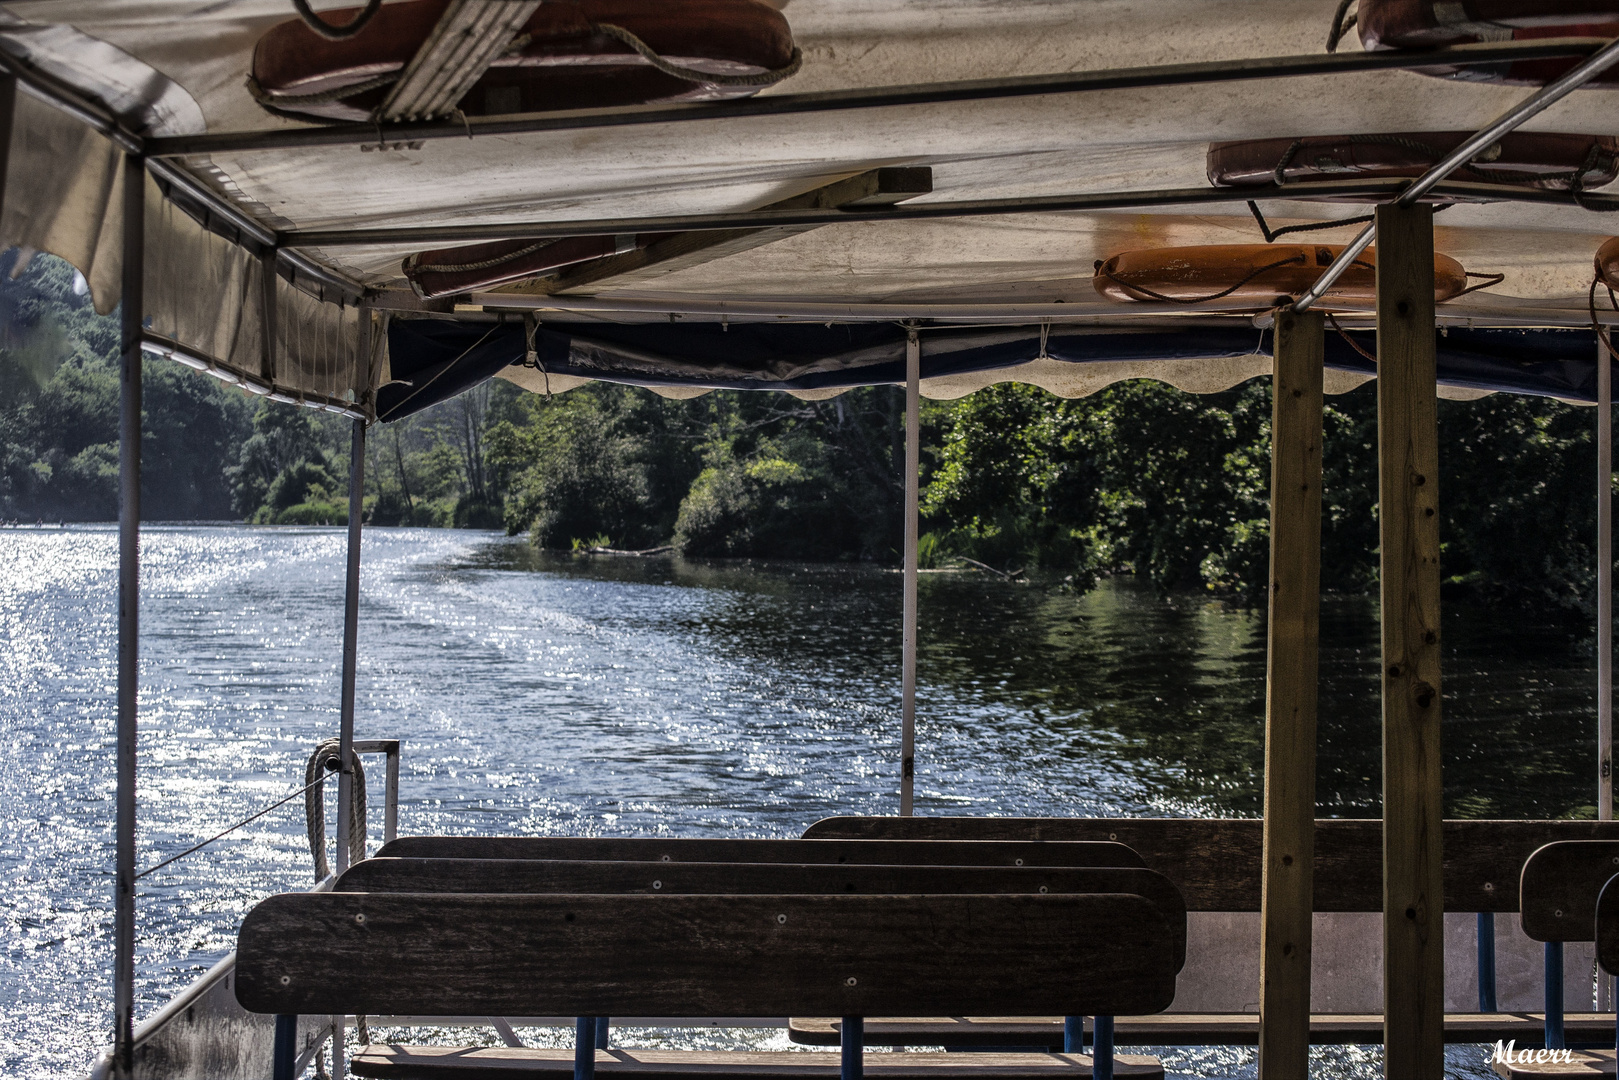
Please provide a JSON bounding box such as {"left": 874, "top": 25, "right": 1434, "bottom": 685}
{"left": 840, "top": 1015, "right": 863, "bottom": 1080}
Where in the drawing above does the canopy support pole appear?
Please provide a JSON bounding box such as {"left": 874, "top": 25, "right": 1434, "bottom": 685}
{"left": 1600, "top": 333, "right": 1612, "bottom": 823}
{"left": 113, "top": 150, "right": 145, "bottom": 1080}
{"left": 333, "top": 417, "right": 366, "bottom": 875}
{"left": 900, "top": 329, "right": 919, "bottom": 816}
{"left": 1376, "top": 202, "right": 1444, "bottom": 1079}
{"left": 1257, "top": 309, "right": 1324, "bottom": 1079}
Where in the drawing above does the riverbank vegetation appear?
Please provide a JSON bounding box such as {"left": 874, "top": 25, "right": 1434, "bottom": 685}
{"left": 0, "top": 252, "right": 1602, "bottom": 613}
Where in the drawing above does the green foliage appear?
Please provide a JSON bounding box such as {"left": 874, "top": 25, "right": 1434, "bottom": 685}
{"left": 674, "top": 436, "right": 859, "bottom": 559}
{"left": 0, "top": 251, "right": 253, "bottom": 521}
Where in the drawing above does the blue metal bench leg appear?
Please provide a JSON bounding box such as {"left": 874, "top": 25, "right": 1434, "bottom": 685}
{"left": 841, "top": 1016, "right": 863, "bottom": 1080}
{"left": 1063, "top": 1016, "right": 1084, "bottom": 1054}
{"left": 1092, "top": 1015, "right": 1113, "bottom": 1080}
{"left": 575, "top": 1016, "right": 596, "bottom": 1080}
{"left": 595, "top": 1016, "right": 610, "bottom": 1050}
{"left": 273, "top": 1014, "right": 298, "bottom": 1080}
{"left": 1545, "top": 941, "right": 1565, "bottom": 1050}
{"left": 1478, "top": 911, "right": 1497, "bottom": 1013}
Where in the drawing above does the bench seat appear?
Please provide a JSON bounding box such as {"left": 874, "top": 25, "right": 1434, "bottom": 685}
{"left": 1492, "top": 1048, "right": 1615, "bottom": 1078}
{"left": 788, "top": 1014, "right": 1619, "bottom": 1048}
{"left": 350, "top": 1046, "right": 1165, "bottom": 1079}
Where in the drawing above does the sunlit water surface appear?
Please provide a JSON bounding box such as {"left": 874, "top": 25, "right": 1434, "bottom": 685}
{"left": 0, "top": 526, "right": 1602, "bottom": 1079}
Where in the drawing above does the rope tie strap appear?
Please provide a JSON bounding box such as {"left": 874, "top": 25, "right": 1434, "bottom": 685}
{"left": 1098, "top": 252, "right": 1308, "bottom": 305}
{"left": 295, "top": 0, "right": 383, "bottom": 40}
{"left": 1592, "top": 278, "right": 1619, "bottom": 360}
{"left": 1328, "top": 311, "right": 1378, "bottom": 363}
{"left": 1455, "top": 271, "right": 1507, "bottom": 299}
{"left": 1036, "top": 320, "right": 1052, "bottom": 361}
{"left": 1325, "top": 0, "right": 1357, "bottom": 53}
{"left": 589, "top": 23, "right": 803, "bottom": 87}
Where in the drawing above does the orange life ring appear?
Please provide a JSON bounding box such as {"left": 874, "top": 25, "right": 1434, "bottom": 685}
{"left": 1595, "top": 236, "right": 1619, "bottom": 289}
{"left": 1093, "top": 244, "right": 1469, "bottom": 308}
{"left": 1207, "top": 132, "right": 1619, "bottom": 199}
{"left": 1357, "top": 0, "right": 1619, "bottom": 87}
{"left": 252, "top": 0, "right": 799, "bottom": 123}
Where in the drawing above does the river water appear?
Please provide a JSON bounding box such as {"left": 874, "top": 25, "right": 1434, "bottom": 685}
{"left": 0, "top": 525, "right": 1602, "bottom": 1078}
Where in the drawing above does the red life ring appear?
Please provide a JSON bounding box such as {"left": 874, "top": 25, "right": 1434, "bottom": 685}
{"left": 1093, "top": 244, "right": 1469, "bottom": 308}
{"left": 1208, "top": 132, "right": 1619, "bottom": 199}
{"left": 252, "top": 0, "right": 799, "bottom": 123}
{"left": 1357, "top": 1, "right": 1619, "bottom": 87}
{"left": 404, "top": 234, "right": 660, "bottom": 299}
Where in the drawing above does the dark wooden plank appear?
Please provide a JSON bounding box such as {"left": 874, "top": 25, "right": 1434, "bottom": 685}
{"left": 336, "top": 859, "right": 1187, "bottom": 970}
{"left": 1260, "top": 307, "right": 1326, "bottom": 1077}
{"left": 373, "top": 837, "right": 1145, "bottom": 870}
{"left": 788, "top": 1014, "right": 1619, "bottom": 1049}
{"left": 1597, "top": 873, "right": 1619, "bottom": 976}
{"left": 236, "top": 893, "right": 1177, "bottom": 1018}
{"left": 350, "top": 1047, "right": 1166, "bottom": 1080}
{"left": 1520, "top": 842, "right": 1619, "bottom": 942}
{"left": 800, "top": 818, "right": 1619, "bottom": 912}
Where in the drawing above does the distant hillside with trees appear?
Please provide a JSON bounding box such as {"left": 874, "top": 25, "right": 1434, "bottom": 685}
{"left": 0, "top": 251, "right": 1604, "bottom": 614}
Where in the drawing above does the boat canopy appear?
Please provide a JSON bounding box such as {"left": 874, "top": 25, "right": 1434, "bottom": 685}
{"left": 4, "top": 0, "right": 1619, "bottom": 419}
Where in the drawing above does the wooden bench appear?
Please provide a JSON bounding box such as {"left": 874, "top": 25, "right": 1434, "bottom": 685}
{"left": 1488, "top": 842, "right": 1619, "bottom": 1078}
{"left": 371, "top": 836, "right": 1146, "bottom": 869}
{"left": 791, "top": 817, "right": 1619, "bottom": 1049}
{"left": 235, "top": 857, "right": 1185, "bottom": 1080}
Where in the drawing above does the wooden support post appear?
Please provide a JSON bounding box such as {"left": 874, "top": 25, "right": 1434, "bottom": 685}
{"left": 1375, "top": 202, "right": 1444, "bottom": 1079}
{"left": 1258, "top": 308, "right": 1324, "bottom": 1080}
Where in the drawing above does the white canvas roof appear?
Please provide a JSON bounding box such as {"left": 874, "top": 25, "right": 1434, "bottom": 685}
{"left": 2, "top": 0, "right": 1616, "bottom": 408}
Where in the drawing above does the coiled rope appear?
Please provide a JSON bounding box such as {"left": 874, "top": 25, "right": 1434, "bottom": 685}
{"left": 407, "top": 241, "right": 558, "bottom": 276}
{"left": 304, "top": 738, "right": 367, "bottom": 881}
{"left": 304, "top": 740, "right": 372, "bottom": 1068}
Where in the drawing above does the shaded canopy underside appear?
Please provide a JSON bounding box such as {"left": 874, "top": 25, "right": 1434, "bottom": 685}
{"left": 3, "top": 0, "right": 1618, "bottom": 416}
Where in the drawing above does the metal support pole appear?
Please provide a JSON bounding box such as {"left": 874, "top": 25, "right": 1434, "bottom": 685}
{"left": 1546, "top": 942, "right": 1566, "bottom": 1049}
{"left": 574, "top": 1017, "right": 595, "bottom": 1080}
{"left": 1477, "top": 912, "right": 1497, "bottom": 1013}
{"left": 272, "top": 1015, "right": 298, "bottom": 1080}
{"left": 1092, "top": 1015, "right": 1114, "bottom": 1080}
{"left": 841, "top": 1016, "right": 864, "bottom": 1080}
{"left": 1063, "top": 1016, "right": 1083, "bottom": 1054}
{"left": 113, "top": 149, "right": 145, "bottom": 1080}
{"left": 900, "top": 330, "right": 919, "bottom": 816}
{"left": 595, "top": 1016, "right": 609, "bottom": 1050}
{"left": 334, "top": 418, "right": 365, "bottom": 874}
{"left": 1601, "top": 335, "right": 1612, "bottom": 822}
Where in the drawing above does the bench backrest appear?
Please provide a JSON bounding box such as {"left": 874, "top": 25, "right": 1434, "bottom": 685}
{"left": 235, "top": 891, "right": 1180, "bottom": 1018}
{"left": 374, "top": 835, "right": 1145, "bottom": 868}
{"left": 1596, "top": 875, "right": 1619, "bottom": 976}
{"left": 802, "top": 816, "right": 1619, "bottom": 912}
{"left": 1519, "top": 841, "right": 1619, "bottom": 942}
{"left": 336, "top": 858, "right": 1189, "bottom": 969}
